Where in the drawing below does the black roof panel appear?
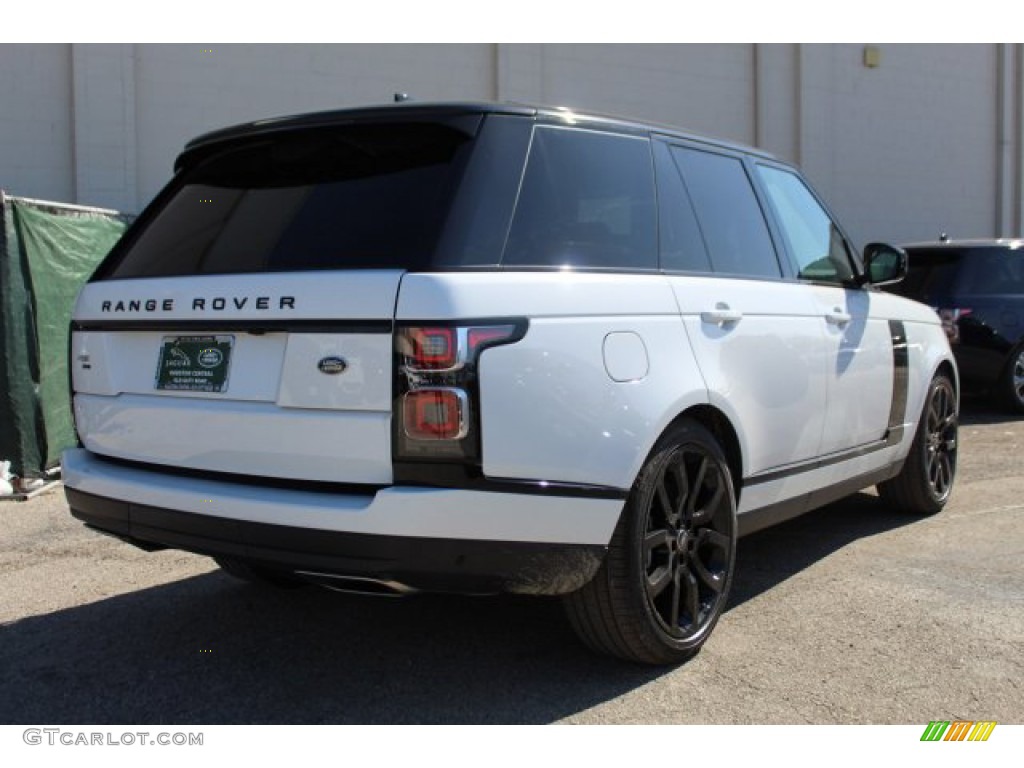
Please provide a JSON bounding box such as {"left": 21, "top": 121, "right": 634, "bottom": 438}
{"left": 176, "top": 100, "right": 777, "bottom": 172}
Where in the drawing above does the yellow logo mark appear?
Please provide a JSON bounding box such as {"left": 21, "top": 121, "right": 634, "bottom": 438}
{"left": 967, "top": 722, "right": 997, "bottom": 742}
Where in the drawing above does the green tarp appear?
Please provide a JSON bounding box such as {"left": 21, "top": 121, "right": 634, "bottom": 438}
{"left": 0, "top": 193, "right": 132, "bottom": 478}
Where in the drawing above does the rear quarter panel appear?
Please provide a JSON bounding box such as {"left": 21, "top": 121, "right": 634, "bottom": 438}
{"left": 396, "top": 272, "right": 709, "bottom": 490}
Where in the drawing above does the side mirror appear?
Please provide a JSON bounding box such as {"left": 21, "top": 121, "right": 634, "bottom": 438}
{"left": 862, "top": 242, "right": 907, "bottom": 286}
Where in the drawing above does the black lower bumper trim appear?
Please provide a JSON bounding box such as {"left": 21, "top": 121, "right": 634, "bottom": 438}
{"left": 66, "top": 488, "right": 606, "bottom": 596}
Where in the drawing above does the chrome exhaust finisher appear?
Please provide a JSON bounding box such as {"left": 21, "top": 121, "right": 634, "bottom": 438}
{"left": 293, "top": 571, "right": 419, "bottom": 598}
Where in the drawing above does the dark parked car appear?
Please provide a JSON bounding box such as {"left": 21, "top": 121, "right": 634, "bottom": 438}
{"left": 889, "top": 239, "right": 1024, "bottom": 413}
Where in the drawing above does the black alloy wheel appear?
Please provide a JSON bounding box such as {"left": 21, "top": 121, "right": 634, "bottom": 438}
{"left": 1004, "top": 345, "right": 1024, "bottom": 413}
{"left": 878, "top": 373, "right": 958, "bottom": 515}
{"left": 923, "top": 376, "right": 958, "bottom": 502}
{"left": 642, "top": 443, "right": 733, "bottom": 642}
{"left": 564, "top": 419, "right": 737, "bottom": 665}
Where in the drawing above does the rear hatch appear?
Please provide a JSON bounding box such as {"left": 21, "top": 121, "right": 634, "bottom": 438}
{"left": 71, "top": 113, "right": 494, "bottom": 484}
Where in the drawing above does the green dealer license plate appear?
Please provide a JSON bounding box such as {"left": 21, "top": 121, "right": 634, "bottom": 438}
{"left": 155, "top": 335, "right": 234, "bottom": 393}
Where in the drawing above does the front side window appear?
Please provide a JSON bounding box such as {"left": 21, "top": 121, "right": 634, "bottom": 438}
{"left": 502, "top": 126, "right": 657, "bottom": 270}
{"left": 671, "top": 147, "right": 781, "bottom": 278}
{"left": 756, "top": 165, "right": 855, "bottom": 284}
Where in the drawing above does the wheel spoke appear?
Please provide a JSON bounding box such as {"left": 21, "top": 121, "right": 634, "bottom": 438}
{"left": 644, "top": 529, "right": 672, "bottom": 555}
{"left": 691, "top": 555, "right": 724, "bottom": 593}
{"left": 646, "top": 565, "right": 673, "bottom": 599}
{"left": 686, "top": 456, "right": 708, "bottom": 519}
{"left": 669, "top": 461, "right": 688, "bottom": 523}
{"left": 669, "top": 570, "right": 682, "bottom": 628}
{"left": 937, "top": 455, "right": 951, "bottom": 494}
{"left": 655, "top": 482, "right": 673, "bottom": 523}
{"left": 682, "top": 568, "right": 700, "bottom": 627}
{"left": 697, "top": 528, "right": 730, "bottom": 552}
{"left": 692, "top": 478, "right": 724, "bottom": 525}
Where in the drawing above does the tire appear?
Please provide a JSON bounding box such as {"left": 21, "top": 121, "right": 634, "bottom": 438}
{"left": 214, "top": 557, "right": 306, "bottom": 589}
{"left": 563, "top": 418, "right": 737, "bottom": 665}
{"left": 1000, "top": 344, "right": 1024, "bottom": 414}
{"left": 877, "top": 373, "right": 958, "bottom": 515}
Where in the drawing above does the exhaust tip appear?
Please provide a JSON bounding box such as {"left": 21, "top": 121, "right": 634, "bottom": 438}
{"left": 294, "top": 571, "right": 418, "bottom": 597}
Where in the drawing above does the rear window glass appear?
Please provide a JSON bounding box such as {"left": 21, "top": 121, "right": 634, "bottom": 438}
{"left": 897, "top": 249, "right": 1024, "bottom": 303}
{"left": 502, "top": 126, "right": 657, "bottom": 270}
{"left": 958, "top": 248, "right": 1024, "bottom": 294}
{"left": 896, "top": 249, "right": 968, "bottom": 300}
{"left": 99, "top": 122, "right": 475, "bottom": 278}
{"left": 897, "top": 247, "right": 1024, "bottom": 299}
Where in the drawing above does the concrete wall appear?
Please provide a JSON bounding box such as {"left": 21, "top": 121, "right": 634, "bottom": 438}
{"left": 498, "top": 44, "right": 756, "bottom": 146}
{"left": 132, "top": 44, "right": 494, "bottom": 210}
{"left": 797, "top": 44, "right": 1001, "bottom": 245}
{"left": 2, "top": 43, "right": 1022, "bottom": 248}
{"left": 0, "top": 45, "right": 74, "bottom": 202}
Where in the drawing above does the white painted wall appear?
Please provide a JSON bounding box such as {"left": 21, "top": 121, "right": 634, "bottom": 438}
{"left": 499, "top": 44, "right": 756, "bottom": 146}
{"left": 797, "top": 44, "right": 1000, "bottom": 246}
{"left": 0, "top": 44, "right": 74, "bottom": 202}
{"left": 133, "top": 44, "right": 494, "bottom": 207}
{"left": 71, "top": 44, "right": 137, "bottom": 210}
{"left": 1, "top": 43, "right": 1021, "bottom": 248}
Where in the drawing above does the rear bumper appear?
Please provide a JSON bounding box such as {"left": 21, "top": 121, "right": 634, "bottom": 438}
{"left": 62, "top": 448, "right": 622, "bottom": 595}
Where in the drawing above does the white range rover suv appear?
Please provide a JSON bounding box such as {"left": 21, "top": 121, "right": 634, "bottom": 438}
{"left": 64, "top": 102, "right": 958, "bottom": 664}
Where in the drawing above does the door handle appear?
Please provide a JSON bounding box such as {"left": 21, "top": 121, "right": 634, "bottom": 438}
{"left": 701, "top": 303, "right": 743, "bottom": 326}
{"left": 825, "top": 308, "right": 852, "bottom": 326}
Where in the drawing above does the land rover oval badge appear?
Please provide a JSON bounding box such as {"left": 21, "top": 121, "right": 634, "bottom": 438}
{"left": 317, "top": 356, "right": 348, "bottom": 375}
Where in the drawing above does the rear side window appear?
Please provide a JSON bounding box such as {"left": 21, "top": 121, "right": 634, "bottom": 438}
{"left": 895, "top": 250, "right": 965, "bottom": 301}
{"left": 671, "top": 147, "right": 781, "bottom": 278}
{"left": 959, "top": 248, "right": 1024, "bottom": 294}
{"left": 98, "top": 122, "right": 474, "bottom": 279}
{"left": 502, "top": 126, "right": 657, "bottom": 270}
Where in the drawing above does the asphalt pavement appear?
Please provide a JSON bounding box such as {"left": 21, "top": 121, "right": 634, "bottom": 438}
{"left": 1, "top": 400, "right": 1021, "bottom": 724}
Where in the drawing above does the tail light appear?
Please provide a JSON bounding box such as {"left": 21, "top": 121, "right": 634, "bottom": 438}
{"left": 936, "top": 308, "right": 971, "bottom": 344}
{"left": 394, "top": 321, "right": 525, "bottom": 464}
{"left": 403, "top": 388, "right": 468, "bottom": 441}
{"left": 405, "top": 327, "right": 458, "bottom": 370}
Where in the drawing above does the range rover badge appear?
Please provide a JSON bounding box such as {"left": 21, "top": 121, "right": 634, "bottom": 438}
{"left": 317, "top": 356, "right": 348, "bottom": 375}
